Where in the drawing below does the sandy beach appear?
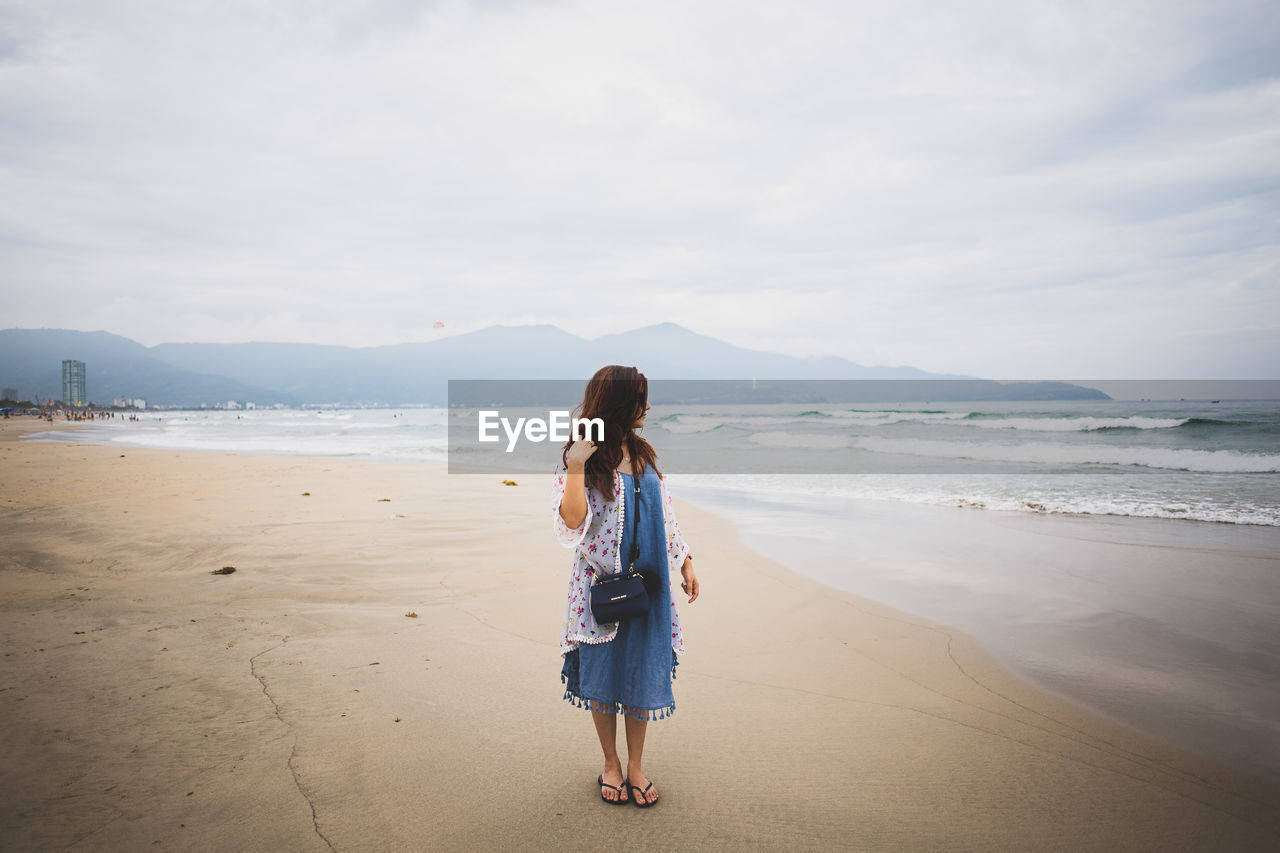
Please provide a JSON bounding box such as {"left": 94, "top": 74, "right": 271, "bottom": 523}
{"left": 2, "top": 420, "right": 1278, "bottom": 851}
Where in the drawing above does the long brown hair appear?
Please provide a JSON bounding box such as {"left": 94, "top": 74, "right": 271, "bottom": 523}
{"left": 561, "top": 365, "right": 661, "bottom": 498}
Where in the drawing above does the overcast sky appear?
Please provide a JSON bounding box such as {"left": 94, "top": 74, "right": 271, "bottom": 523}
{"left": 2, "top": 0, "right": 1277, "bottom": 377}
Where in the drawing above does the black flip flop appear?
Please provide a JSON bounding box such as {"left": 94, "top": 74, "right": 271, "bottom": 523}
{"left": 627, "top": 777, "right": 658, "bottom": 808}
{"left": 598, "top": 775, "right": 628, "bottom": 805}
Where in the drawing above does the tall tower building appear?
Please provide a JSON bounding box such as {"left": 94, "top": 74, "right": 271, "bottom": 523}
{"left": 61, "top": 360, "right": 86, "bottom": 406}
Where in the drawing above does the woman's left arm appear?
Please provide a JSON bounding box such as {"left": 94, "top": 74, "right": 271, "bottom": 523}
{"left": 679, "top": 555, "right": 699, "bottom": 603}
{"left": 660, "top": 476, "right": 699, "bottom": 603}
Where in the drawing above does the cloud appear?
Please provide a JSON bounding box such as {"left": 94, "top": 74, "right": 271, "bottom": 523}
{"left": 0, "top": 0, "right": 1276, "bottom": 377}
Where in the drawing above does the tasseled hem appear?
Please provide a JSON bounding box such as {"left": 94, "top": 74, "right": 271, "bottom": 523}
{"left": 558, "top": 646, "right": 680, "bottom": 722}
{"left": 560, "top": 685, "right": 677, "bottom": 722}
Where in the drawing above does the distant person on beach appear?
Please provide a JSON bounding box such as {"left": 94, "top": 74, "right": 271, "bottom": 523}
{"left": 552, "top": 365, "right": 699, "bottom": 808}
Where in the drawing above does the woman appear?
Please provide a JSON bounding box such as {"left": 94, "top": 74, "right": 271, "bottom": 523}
{"left": 552, "top": 365, "right": 700, "bottom": 808}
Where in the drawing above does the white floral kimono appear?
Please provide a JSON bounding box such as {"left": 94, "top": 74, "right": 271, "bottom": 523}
{"left": 551, "top": 462, "right": 692, "bottom": 657}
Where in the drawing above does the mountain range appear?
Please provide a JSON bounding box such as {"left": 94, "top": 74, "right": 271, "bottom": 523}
{"left": 0, "top": 325, "right": 1104, "bottom": 406}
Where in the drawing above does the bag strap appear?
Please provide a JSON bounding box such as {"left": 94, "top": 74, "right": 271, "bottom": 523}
{"left": 627, "top": 470, "right": 640, "bottom": 571}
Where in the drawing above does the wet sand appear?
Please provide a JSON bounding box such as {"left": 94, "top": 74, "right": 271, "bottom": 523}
{"left": 677, "top": 481, "right": 1280, "bottom": 785}
{"left": 2, "top": 421, "right": 1278, "bottom": 851}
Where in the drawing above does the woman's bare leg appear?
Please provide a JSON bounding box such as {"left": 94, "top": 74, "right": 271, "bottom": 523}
{"left": 590, "top": 703, "right": 627, "bottom": 802}
{"left": 623, "top": 708, "right": 659, "bottom": 804}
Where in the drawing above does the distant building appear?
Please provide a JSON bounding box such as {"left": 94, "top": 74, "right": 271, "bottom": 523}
{"left": 133, "top": 398, "right": 146, "bottom": 410}
{"left": 1, "top": 387, "right": 17, "bottom": 401}
{"left": 61, "top": 360, "right": 86, "bottom": 406}
{"left": 113, "top": 397, "right": 131, "bottom": 408}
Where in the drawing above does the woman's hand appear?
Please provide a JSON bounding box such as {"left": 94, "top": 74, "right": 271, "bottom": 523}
{"left": 565, "top": 438, "right": 598, "bottom": 471}
{"left": 680, "top": 558, "right": 699, "bottom": 603}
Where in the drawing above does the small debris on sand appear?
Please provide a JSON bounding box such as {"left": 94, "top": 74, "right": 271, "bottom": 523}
{"left": 405, "top": 612, "right": 418, "bottom": 618}
{"left": 211, "top": 566, "right": 236, "bottom": 575}
{"left": 501, "top": 479, "right": 518, "bottom": 486}
{"left": 394, "top": 717, "right": 401, "bottom": 723}
{"left": 377, "top": 498, "right": 391, "bottom": 502}
{"left": 301, "top": 491, "right": 310, "bottom": 496}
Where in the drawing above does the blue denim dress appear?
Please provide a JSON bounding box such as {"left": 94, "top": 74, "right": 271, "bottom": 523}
{"left": 560, "top": 465, "right": 679, "bottom": 721}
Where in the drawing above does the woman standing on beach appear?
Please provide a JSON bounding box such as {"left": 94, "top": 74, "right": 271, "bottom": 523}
{"left": 552, "top": 365, "right": 699, "bottom": 808}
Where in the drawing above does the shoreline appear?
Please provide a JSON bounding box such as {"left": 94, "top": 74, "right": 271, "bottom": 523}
{"left": 3, "top": 422, "right": 1279, "bottom": 849}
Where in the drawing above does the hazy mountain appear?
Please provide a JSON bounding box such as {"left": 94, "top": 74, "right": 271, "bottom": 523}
{"left": 585, "top": 323, "right": 948, "bottom": 379}
{"left": 0, "top": 329, "right": 293, "bottom": 406}
{"left": 147, "top": 341, "right": 378, "bottom": 403}
{"left": 151, "top": 322, "right": 965, "bottom": 404}
{"left": 2, "top": 324, "right": 1105, "bottom": 406}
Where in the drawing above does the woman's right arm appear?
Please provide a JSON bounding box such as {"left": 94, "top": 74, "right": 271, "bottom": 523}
{"left": 559, "top": 461, "right": 588, "bottom": 529}
{"left": 558, "top": 439, "right": 597, "bottom": 527}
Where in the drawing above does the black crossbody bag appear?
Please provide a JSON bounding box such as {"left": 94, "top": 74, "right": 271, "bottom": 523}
{"left": 589, "top": 475, "right": 657, "bottom": 625}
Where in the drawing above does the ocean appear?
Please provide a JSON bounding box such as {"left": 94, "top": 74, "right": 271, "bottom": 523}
{"left": 648, "top": 398, "right": 1280, "bottom": 527}
{"left": 28, "top": 399, "right": 1280, "bottom": 526}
